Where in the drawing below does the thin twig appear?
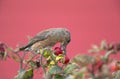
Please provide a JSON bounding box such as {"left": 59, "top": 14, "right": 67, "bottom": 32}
{"left": 40, "top": 49, "right": 46, "bottom": 75}
{"left": 23, "top": 53, "right": 38, "bottom": 70}
{"left": 9, "top": 48, "right": 26, "bottom": 70}
{"left": 87, "top": 64, "right": 96, "bottom": 79}
{"left": 104, "top": 50, "right": 116, "bottom": 63}
{"left": 91, "top": 64, "right": 96, "bottom": 79}
{"left": 15, "top": 52, "right": 25, "bottom": 70}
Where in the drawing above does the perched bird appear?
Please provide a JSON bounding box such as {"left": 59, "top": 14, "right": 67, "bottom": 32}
{"left": 17, "top": 28, "right": 71, "bottom": 54}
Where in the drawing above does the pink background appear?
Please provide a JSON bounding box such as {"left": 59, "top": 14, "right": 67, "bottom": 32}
{"left": 0, "top": 0, "right": 120, "bottom": 79}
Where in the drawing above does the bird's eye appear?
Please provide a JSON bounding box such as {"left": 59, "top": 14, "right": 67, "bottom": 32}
{"left": 67, "top": 39, "right": 71, "bottom": 43}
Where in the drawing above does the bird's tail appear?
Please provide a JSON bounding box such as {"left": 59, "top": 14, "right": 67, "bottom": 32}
{"left": 19, "top": 43, "right": 33, "bottom": 51}
{"left": 14, "top": 44, "right": 32, "bottom": 53}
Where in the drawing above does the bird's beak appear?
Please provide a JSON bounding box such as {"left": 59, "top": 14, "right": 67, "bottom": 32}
{"left": 61, "top": 46, "right": 66, "bottom": 55}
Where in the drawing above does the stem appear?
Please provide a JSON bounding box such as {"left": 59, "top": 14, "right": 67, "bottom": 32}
{"left": 91, "top": 64, "right": 95, "bottom": 79}
{"left": 104, "top": 50, "right": 115, "bottom": 63}
{"left": 50, "top": 51, "right": 57, "bottom": 65}
{"left": 14, "top": 51, "right": 27, "bottom": 71}
{"left": 7, "top": 47, "right": 24, "bottom": 70}
{"left": 88, "top": 64, "right": 96, "bottom": 79}
{"left": 40, "top": 49, "right": 46, "bottom": 75}
{"left": 23, "top": 53, "right": 37, "bottom": 69}
{"left": 20, "top": 58, "right": 23, "bottom": 70}
{"left": 14, "top": 52, "right": 24, "bottom": 71}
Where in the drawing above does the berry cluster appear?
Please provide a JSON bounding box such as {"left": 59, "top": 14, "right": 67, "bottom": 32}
{"left": 54, "top": 47, "right": 70, "bottom": 64}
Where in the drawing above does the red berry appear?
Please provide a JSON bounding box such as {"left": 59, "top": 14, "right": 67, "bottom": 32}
{"left": 107, "top": 43, "right": 114, "bottom": 51}
{"left": 111, "top": 61, "right": 120, "bottom": 72}
{"left": 0, "top": 43, "right": 5, "bottom": 53}
{"left": 0, "top": 43, "right": 6, "bottom": 60}
{"left": 94, "top": 60, "right": 104, "bottom": 71}
{"left": 0, "top": 46, "right": 5, "bottom": 60}
{"left": 63, "top": 56, "right": 70, "bottom": 64}
{"left": 0, "top": 47, "right": 5, "bottom": 52}
{"left": 54, "top": 47, "right": 63, "bottom": 55}
{"left": 111, "top": 64, "right": 120, "bottom": 72}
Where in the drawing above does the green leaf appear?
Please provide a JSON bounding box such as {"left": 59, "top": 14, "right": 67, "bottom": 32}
{"left": 39, "top": 49, "right": 43, "bottom": 54}
{"left": 29, "top": 61, "right": 37, "bottom": 68}
{"left": 14, "top": 68, "right": 33, "bottom": 79}
{"left": 100, "top": 40, "right": 107, "bottom": 50}
{"left": 23, "top": 68, "right": 33, "bottom": 79}
{"left": 12, "top": 55, "right": 20, "bottom": 62}
{"left": 48, "top": 66, "right": 62, "bottom": 74}
{"left": 72, "top": 55, "right": 95, "bottom": 66}
{"left": 64, "top": 63, "right": 79, "bottom": 74}
{"left": 54, "top": 74, "right": 64, "bottom": 79}
{"left": 43, "top": 50, "right": 51, "bottom": 58}
{"left": 65, "top": 75, "right": 75, "bottom": 79}
{"left": 56, "top": 55, "right": 64, "bottom": 61}
{"left": 14, "top": 70, "right": 26, "bottom": 79}
{"left": 72, "top": 55, "right": 81, "bottom": 63}
{"left": 3, "top": 51, "right": 7, "bottom": 60}
{"left": 74, "top": 72, "right": 85, "bottom": 79}
{"left": 50, "top": 60, "right": 55, "bottom": 65}
{"left": 112, "top": 70, "right": 120, "bottom": 79}
{"left": 88, "top": 45, "right": 101, "bottom": 53}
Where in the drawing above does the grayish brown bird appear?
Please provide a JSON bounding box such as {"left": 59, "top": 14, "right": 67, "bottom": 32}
{"left": 18, "top": 28, "right": 71, "bottom": 54}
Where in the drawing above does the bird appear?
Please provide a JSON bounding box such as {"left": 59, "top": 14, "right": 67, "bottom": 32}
{"left": 17, "top": 28, "right": 71, "bottom": 54}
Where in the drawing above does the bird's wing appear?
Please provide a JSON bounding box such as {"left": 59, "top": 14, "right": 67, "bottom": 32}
{"left": 19, "top": 30, "right": 50, "bottom": 50}
{"left": 29, "top": 30, "right": 50, "bottom": 44}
